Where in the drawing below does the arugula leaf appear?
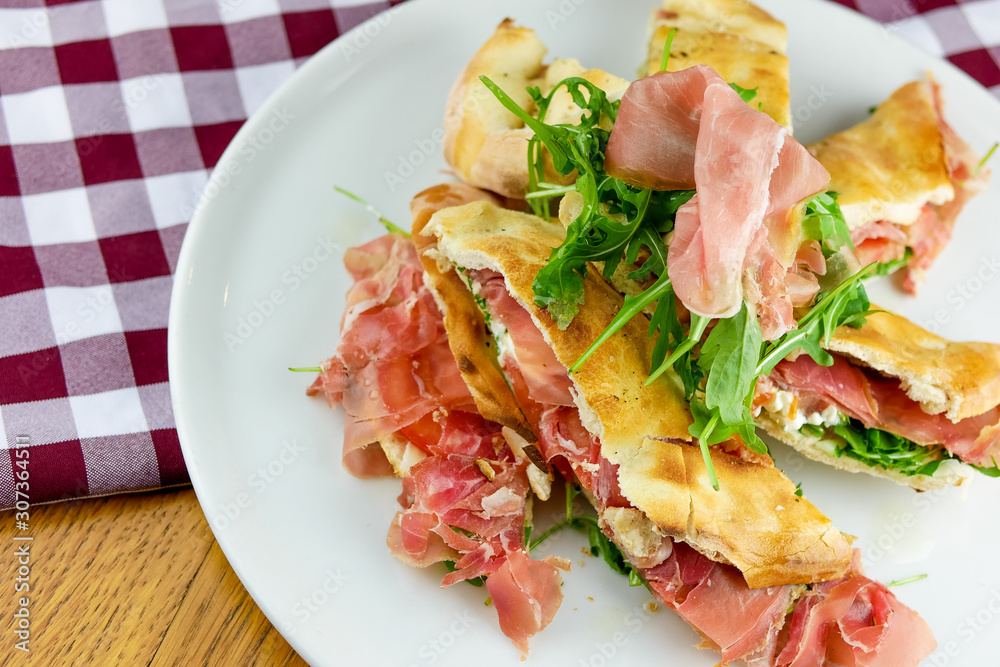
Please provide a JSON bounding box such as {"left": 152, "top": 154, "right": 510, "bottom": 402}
{"left": 334, "top": 186, "right": 410, "bottom": 237}
{"left": 887, "top": 574, "right": 927, "bottom": 588}
{"left": 729, "top": 82, "right": 759, "bottom": 104}
{"left": 659, "top": 27, "right": 677, "bottom": 72}
{"left": 586, "top": 519, "right": 630, "bottom": 575}
{"left": 831, "top": 418, "right": 959, "bottom": 477}
{"left": 874, "top": 247, "right": 913, "bottom": 277}
{"left": 802, "top": 192, "right": 852, "bottom": 254}
{"left": 699, "top": 303, "right": 762, "bottom": 425}
{"left": 972, "top": 141, "right": 997, "bottom": 177}
{"left": 972, "top": 458, "right": 1000, "bottom": 477}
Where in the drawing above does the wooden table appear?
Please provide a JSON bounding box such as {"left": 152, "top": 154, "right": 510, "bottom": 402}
{"left": 1, "top": 488, "right": 307, "bottom": 667}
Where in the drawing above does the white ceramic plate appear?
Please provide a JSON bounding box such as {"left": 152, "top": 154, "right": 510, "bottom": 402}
{"left": 168, "top": 1, "right": 1000, "bottom": 665}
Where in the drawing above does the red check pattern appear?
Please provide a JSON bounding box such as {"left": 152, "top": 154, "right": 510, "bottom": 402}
{"left": 0, "top": 0, "right": 995, "bottom": 509}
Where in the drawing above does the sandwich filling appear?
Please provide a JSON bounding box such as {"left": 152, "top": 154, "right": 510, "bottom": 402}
{"left": 754, "top": 352, "right": 1000, "bottom": 480}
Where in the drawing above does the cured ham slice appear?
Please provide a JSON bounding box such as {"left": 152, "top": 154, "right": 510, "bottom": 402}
{"left": 902, "top": 78, "right": 989, "bottom": 294}
{"left": 850, "top": 221, "right": 907, "bottom": 267}
{"left": 642, "top": 543, "right": 792, "bottom": 661}
{"left": 486, "top": 550, "right": 569, "bottom": 657}
{"left": 775, "top": 554, "right": 936, "bottom": 667}
{"left": 471, "top": 269, "right": 575, "bottom": 406}
{"left": 308, "top": 234, "right": 478, "bottom": 476}
{"left": 605, "top": 65, "right": 829, "bottom": 336}
{"left": 772, "top": 354, "right": 1000, "bottom": 465}
{"left": 312, "top": 230, "right": 568, "bottom": 657}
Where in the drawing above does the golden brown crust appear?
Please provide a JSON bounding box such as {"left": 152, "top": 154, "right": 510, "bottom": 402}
{"left": 444, "top": 20, "right": 547, "bottom": 198}
{"left": 618, "top": 437, "right": 854, "bottom": 586}
{"left": 654, "top": 0, "right": 788, "bottom": 52}
{"left": 443, "top": 21, "right": 627, "bottom": 198}
{"left": 646, "top": 25, "right": 790, "bottom": 130}
{"left": 807, "top": 80, "right": 954, "bottom": 229}
{"left": 827, "top": 309, "right": 1000, "bottom": 422}
{"left": 424, "top": 201, "right": 693, "bottom": 445}
{"left": 410, "top": 184, "right": 539, "bottom": 443}
{"left": 423, "top": 200, "right": 852, "bottom": 587}
{"left": 756, "top": 413, "right": 970, "bottom": 491}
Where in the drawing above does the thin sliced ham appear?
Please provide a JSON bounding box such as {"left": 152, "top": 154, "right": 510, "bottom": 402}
{"left": 471, "top": 269, "right": 575, "bottom": 406}
{"left": 308, "top": 234, "right": 478, "bottom": 476}
{"left": 850, "top": 220, "right": 908, "bottom": 267}
{"left": 486, "top": 550, "right": 569, "bottom": 658}
{"left": 902, "top": 78, "right": 990, "bottom": 294}
{"left": 771, "top": 355, "right": 879, "bottom": 425}
{"left": 771, "top": 354, "right": 1000, "bottom": 465}
{"left": 776, "top": 553, "right": 936, "bottom": 667}
{"left": 314, "top": 227, "right": 567, "bottom": 657}
{"left": 605, "top": 66, "right": 830, "bottom": 337}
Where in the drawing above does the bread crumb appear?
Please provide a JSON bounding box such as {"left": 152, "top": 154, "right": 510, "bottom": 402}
{"left": 644, "top": 601, "right": 659, "bottom": 613}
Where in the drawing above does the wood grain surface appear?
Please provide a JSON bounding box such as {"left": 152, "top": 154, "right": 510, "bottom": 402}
{"left": 0, "top": 488, "right": 307, "bottom": 667}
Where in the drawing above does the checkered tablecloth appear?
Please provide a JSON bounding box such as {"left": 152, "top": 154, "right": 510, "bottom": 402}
{"left": 0, "top": 0, "right": 997, "bottom": 509}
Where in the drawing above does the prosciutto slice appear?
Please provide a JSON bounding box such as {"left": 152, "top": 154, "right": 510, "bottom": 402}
{"left": 486, "top": 550, "right": 569, "bottom": 657}
{"left": 313, "top": 230, "right": 568, "bottom": 657}
{"left": 902, "top": 79, "right": 989, "bottom": 294}
{"left": 771, "top": 354, "right": 1000, "bottom": 465}
{"left": 775, "top": 553, "right": 936, "bottom": 667}
{"left": 605, "top": 66, "right": 830, "bottom": 337}
{"left": 850, "top": 221, "right": 908, "bottom": 267}
{"left": 472, "top": 269, "right": 575, "bottom": 406}
{"left": 308, "top": 234, "right": 478, "bottom": 475}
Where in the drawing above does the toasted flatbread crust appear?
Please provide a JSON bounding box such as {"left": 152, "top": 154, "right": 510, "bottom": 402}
{"left": 646, "top": 25, "right": 790, "bottom": 130}
{"left": 827, "top": 310, "right": 1000, "bottom": 422}
{"left": 443, "top": 20, "right": 627, "bottom": 198}
{"left": 422, "top": 200, "right": 852, "bottom": 587}
{"left": 618, "top": 437, "right": 853, "bottom": 584}
{"left": 807, "top": 80, "right": 954, "bottom": 230}
{"left": 425, "top": 201, "right": 692, "bottom": 444}
{"left": 409, "top": 184, "right": 539, "bottom": 443}
{"left": 756, "top": 413, "right": 970, "bottom": 491}
{"left": 654, "top": 0, "right": 788, "bottom": 53}
{"left": 444, "top": 20, "right": 547, "bottom": 198}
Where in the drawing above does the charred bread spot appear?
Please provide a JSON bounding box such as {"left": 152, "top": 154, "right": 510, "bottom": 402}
{"left": 523, "top": 444, "right": 550, "bottom": 474}
{"left": 458, "top": 355, "right": 477, "bottom": 374}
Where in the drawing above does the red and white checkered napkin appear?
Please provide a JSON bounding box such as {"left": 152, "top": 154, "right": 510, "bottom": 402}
{"left": 837, "top": 0, "right": 1000, "bottom": 99}
{"left": 0, "top": 0, "right": 403, "bottom": 508}
{"left": 0, "top": 0, "right": 996, "bottom": 509}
